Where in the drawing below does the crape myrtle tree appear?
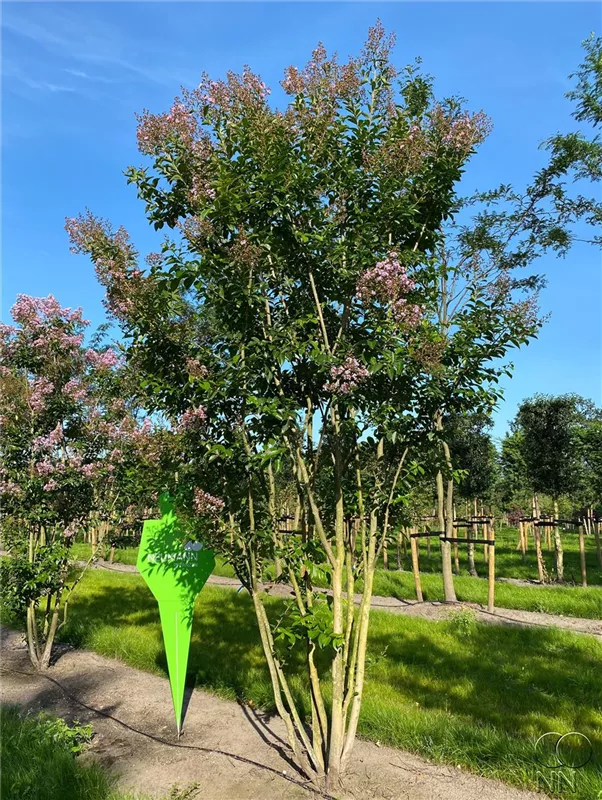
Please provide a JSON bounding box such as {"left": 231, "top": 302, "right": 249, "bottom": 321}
{"left": 0, "top": 295, "right": 167, "bottom": 670}
{"left": 67, "top": 23, "right": 545, "bottom": 789}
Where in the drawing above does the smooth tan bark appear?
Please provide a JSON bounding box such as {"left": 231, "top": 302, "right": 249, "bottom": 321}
{"left": 578, "top": 525, "right": 588, "bottom": 587}
{"left": 487, "top": 524, "right": 496, "bottom": 613}
{"left": 553, "top": 500, "right": 564, "bottom": 581}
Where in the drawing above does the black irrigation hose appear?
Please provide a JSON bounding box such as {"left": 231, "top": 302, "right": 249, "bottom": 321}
{"left": 3, "top": 665, "right": 337, "bottom": 800}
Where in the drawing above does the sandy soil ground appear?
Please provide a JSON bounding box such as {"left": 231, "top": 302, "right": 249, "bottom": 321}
{"left": 94, "top": 560, "right": 602, "bottom": 639}
{"left": 0, "top": 628, "right": 545, "bottom": 800}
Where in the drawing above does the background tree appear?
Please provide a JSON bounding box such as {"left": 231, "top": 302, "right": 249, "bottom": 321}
{"left": 446, "top": 412, "right": 497, "bottom": 575}
{"left": 514, "top": 394, "right": 584, "bottom": 581}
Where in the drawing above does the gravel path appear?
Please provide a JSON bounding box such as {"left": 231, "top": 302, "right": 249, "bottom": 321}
{"left": 0, "top": 628, "right": 545, "bottom": 800}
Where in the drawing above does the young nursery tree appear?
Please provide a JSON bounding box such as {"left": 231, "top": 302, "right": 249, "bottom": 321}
{"left": 446, "top": 413, "right": 497, "bottom": 575}
{"left": 514, "top": 394, "right": 584, "bottom": 581}
{"left": 65, "top": 22, "right": 565, "bottom": 790}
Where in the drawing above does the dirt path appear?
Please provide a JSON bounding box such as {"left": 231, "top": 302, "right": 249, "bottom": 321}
{"left": 0, "top": 628, "right": 544, "bottom": 800}
{"left": 92, "top": 559, "right": 602, "bottom": 639}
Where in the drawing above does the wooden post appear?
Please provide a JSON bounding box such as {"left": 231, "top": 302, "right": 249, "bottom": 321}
{"left": 484, "top": 519, "right": 489, "bottom": 564}
{"left": 410, "top": 535, "right": 423, "bottom": 602}
{"left": 487, "top": 525, "right": 496, "bottom": 613}
{"left": 533, "top": 522, "right": 546, "bottom": 583}
{"left": 519, "top": 520, "right": 527, "bottom": 565}
{"left": 468, "top": 517, "right": 477, "bottom": 577}
{"left": 595, "top": 520, "right": 602, "bottom": 570}
{"left": 109, "top": 544, "right": 116, "bottom": 564}
{"left": 453, "top": 505, "right": 460, "bottom": 575}
{"left": 578, "top": 524, "right": 588, "bottom": 588}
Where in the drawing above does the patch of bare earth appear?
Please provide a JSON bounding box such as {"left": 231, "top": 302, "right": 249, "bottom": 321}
{"left": 1, "top": 628, "right": 544, "bottom": 800}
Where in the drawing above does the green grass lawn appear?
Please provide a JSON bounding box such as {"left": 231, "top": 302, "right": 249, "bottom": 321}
{"left": 368, "top": 569, "right": 602, "bottom": 620}
{"left": 9, "top": 568, "right": 600, "bottom": 800}
{"left": 70, "top": 533, "right": 602, "bottom": 621}
{"left": 0, "top": 706, "right": 148, "bottom": 800}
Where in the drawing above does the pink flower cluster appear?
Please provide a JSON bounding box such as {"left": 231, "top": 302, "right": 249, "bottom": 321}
{"left": 10, "top": 295, "right": 87, "bottom": 329}
{"left": 30, "top": 331, "right": 84, "bottom": 354}
{"left": 178, "top": 406, "right": 207, "bottom": 431}
{"left": 65, "top": 214, "right": 142, "bottom": 323}
{"left": 34, "top": 460, "right": 58, "bottom": 477}
{"left": 324, "top": 356, "right": 370, "bottom": 395}
{"left": 29, "top": 377, "right": 54, "bottom": 413}
{"left": 81, "top": 463, "right": 102, "bottom": 478}
{"left": 63, "top": 521, "right": 79, "bottom": 539}
{"left": 44, "top": 479, "right": 59, "bottom": 492}
{"left": 186, "top": 358, "right": 209, "bottom": 379}
{"left": 199, "top": 66, "right": 270, "bottom": 106}
{"left": 85, "top": 348, "right": 120, "bottom": 370}
{"left": 188, "top": 176, "right": 216, "bottom": 204}
{"left": 356, "top": 252, "right": 415, "bottom": 303}
{"left": 193, "top": 488, "right": 225, "bottom": 516}
{"left": 63, "top": 379, "right": 88, "bottom": 403}
{"left": 356, "top": 252, "right": 423, "bottom": 330}
{"left": 32, "top": 423, "right": 63, "bottom": 453}
{"left": 34, "top": 450, "right": 84, "bottom": 478}
{"left": 136, "top": 101, "right": 198, "bottom": 156}
{"left": 391, "top": 298, "right": 424, "bottom": 327}
{"left": 442, "top": 111, "right": 491, "bottom": 152}
{"left": 0, "top": 480, "right": 22, "bottom": 498}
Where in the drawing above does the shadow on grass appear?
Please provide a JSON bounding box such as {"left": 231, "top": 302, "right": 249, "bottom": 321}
{"left": 50, "top": 569, "right": 602, "bottom": 798}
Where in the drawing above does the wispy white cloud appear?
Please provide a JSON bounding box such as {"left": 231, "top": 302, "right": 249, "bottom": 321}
{"left": 2, "top": 63, "right": 77, "bottom": 95}
{"left": 2, "top": 6, "right": 197, "bottom": 89}
{"left": 63, "top": 68, "right": 118, "bottom": 84}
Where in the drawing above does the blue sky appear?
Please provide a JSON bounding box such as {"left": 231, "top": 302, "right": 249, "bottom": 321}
{"left": 2, "top": 1, "right": 600, "bottom": 441}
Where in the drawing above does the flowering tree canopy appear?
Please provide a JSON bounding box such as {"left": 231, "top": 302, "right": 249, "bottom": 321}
{"left": 64, "top": 22, "right": 590, "bottom": 791}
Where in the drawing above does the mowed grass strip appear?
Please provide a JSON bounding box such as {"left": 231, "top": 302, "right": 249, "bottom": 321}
{"left": 369, "top": 569, "right": 602, "bottom": 620}
{"left": 70, "top": 540, "right": 602, "bottom": 621}
{"left": 20, "top": 568, "right": 602, "bottom": 800}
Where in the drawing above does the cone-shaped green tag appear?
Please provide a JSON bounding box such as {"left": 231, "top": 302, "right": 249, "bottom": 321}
{"left": 137, "top": 493, "right": 215, "bottom": 734}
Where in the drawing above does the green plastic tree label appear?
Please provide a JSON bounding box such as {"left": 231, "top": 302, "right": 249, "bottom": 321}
{"left": 137, "top": 493, "right": 215, "bottom": 735}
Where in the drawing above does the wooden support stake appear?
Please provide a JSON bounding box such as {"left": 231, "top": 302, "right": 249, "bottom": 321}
{"left": 594, "top": 520, "right": 602, "bottom": 570}
{"left": 579, "top": 524, "right": 588, "bottom": 588}
{"left": 487, "top": 526, "right": 496, "bottom": 613}
{"left": 410, "top": 534, "right": 423, "bottom": 603}
{"left": 484, "top": 520, "right": 489, "bottom": 564}
{"left": 519, "top": 520, "right": 527, "bottom": 564}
